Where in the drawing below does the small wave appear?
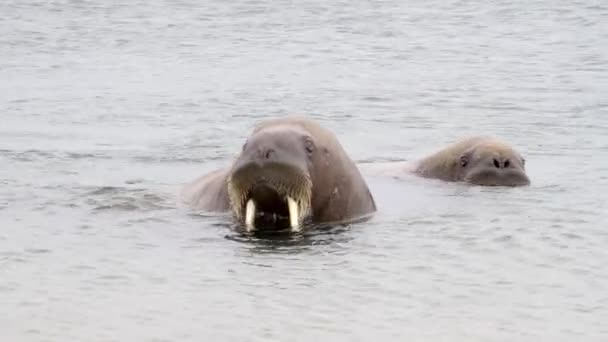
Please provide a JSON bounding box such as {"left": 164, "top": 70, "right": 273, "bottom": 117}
{"left": 0, "top": 149, "right": 112, "bottom": 162}
{"left": 81, "top": 186, "right": 174, "bottom": 212}
{"left": 362, "top": 96, "right": 392, "bottom": 102}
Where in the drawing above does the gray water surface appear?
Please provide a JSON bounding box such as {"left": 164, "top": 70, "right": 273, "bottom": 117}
{"left": 2, "top": 1, "right": 608, "bottom": 341}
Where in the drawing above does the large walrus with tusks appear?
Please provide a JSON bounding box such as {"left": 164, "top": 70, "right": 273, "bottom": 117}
{"left": 413, "top": 136, "right": 530, "bottom": 186}
{"left": 181, "top": 116, "right": 377, "bottom": 232}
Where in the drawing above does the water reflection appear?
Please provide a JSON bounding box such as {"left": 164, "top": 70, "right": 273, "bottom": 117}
{"left": 224, "top": 222, "right": 356, "bottom": 254}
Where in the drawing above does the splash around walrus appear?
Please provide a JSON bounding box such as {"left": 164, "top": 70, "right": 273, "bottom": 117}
{"left": 181, "top": 116, "right": 377, "bottom": 233}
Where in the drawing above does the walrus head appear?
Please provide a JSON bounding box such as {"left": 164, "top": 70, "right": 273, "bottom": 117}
{"left": 459, "top": 140, "right": 530, "bottom": 187}
{"left": 227, "top": 125, "right": 315, "bottom": 232}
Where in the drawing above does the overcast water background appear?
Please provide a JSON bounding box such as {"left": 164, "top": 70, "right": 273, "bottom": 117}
{"left": 2, "top": 0, "right": 608, "bottom": 341}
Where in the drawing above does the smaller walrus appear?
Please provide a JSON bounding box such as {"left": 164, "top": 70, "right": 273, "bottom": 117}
{"left": 413, "top": 136, "right": 530, "bottom": 186}
{"left": 181, "top": 116, "right": 377, "bottom": 232}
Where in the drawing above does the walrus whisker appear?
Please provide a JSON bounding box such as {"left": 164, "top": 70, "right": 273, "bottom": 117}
{"left": 226, "top": 172, "right": 312, "bottom": 230}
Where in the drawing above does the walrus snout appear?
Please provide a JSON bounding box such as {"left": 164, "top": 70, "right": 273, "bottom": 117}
{"left": 467, "top": 154, "right": 529, "bottom": 186}
{"left": 465, "top": 167, "right": 530, "bottom": 187}
{"left": 491, "top": 157, "right": 513, "bottom": 169}
{"left": 250, "top": 146, "right": 276, "bottom": 163}
{"left": 227, "top": 162, "right": 312, "bottom": 232}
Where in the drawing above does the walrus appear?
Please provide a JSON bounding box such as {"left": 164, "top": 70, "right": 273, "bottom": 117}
{"left": 181, "top": 116, "right": 377, "bottom": 232}
{"left": 414, "top": 136, "right": 530, "bottom": 186}
{"left": 358, "top": 136, "right": 530, "bottom": 187}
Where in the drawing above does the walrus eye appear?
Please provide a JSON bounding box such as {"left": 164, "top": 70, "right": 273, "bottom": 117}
{"left": 521, "top": 157, "right": 526, "bottom": 166}
{"left": 460, "top": 155, "right": 468, "bottom": 167}
{"left": 304, "top": 138, "right": 315, "bottom": 154}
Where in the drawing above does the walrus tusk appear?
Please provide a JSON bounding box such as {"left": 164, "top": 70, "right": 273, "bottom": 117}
{"left": 287, "top": 197, "right": 300, "bottom": 232}
{"left": 245, "top": 199, "right": 256, "bottom": 231}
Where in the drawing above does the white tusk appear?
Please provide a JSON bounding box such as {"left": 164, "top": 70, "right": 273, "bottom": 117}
{"left": 287, "top": 197, "right": 300, "bottom": 232}
{"left": 245, "top": 199, "right": 256, "bottom": 231}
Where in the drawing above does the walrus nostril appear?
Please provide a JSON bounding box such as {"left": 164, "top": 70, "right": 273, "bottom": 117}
{"left": 493, "top": 158, "right": 500, "bottom": 168}
{"left": 504, "top": 159, "right": 510, "bottom": 168}
{"left": 264, "top": 149, "right": 275, "bottom": 159}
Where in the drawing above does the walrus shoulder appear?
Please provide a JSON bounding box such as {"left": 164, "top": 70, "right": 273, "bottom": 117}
{"left": 181, "top": 167, "right": 231, "bottom": 212}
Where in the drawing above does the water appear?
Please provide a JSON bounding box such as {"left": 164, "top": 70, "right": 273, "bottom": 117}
{"left": 1, "top": 0, "right": 607, "bottom": 340}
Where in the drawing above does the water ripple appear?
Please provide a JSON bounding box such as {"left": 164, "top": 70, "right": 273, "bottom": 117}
{"left": 1, "top": 0, "right": 607, "bottom": 341}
